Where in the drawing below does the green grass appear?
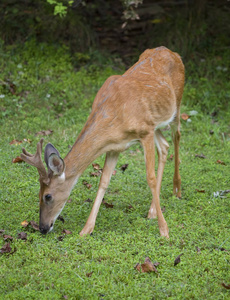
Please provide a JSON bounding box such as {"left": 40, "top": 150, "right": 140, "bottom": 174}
{"left": 0, "top": 41, "right": 230, "bottom": 299}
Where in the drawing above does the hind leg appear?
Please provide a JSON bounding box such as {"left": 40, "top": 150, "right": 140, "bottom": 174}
{"left": 142, "top": 132, "right": 169, "bottom": 238}
{"left": 148, "top": 129, "right": 169, "bottom": 219}
{"left": 172, "top": 115, "right": 181, "bottom": 198}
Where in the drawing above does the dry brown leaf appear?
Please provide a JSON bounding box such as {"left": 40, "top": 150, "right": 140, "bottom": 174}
{"left": 216, "top": 160, "right": 226, "bottom": 165}
{"left": 92, "top": 163, "right": 101, "bottom": 170}
{"left": 135, "top": 257, "right": 158, "bottom": 273}
{"left": 0, "top": 242, "right": 12, "bottom": 254}
{"left": 120, "top": 164, "right": 128, "bottom": 172}
{"left": 12, "top": 156, "right": 24, "bottom": 163}
{"left": 82, "top": 180, "right": 92, "bottom": 189}
{"left": 17, "top": 232, "right": 27, "bottom": 240}
{"left": 90, "top": 171, "right": 102, "bottom": 177}
{"left": 9, "top": 139, "right": 22, "bottom": 145}
{"left": 21, "top": 220, "right": 29, "bottom": 227}
{"left": 62, "top": 229, "right": 72, "bottom": 235}
{"left": 125, "top": 204, "right": 134, "bottom": 212}
{"left": 195, "top": 154, "right": 206, "bottom": 159}
{"left": 86, "top": 271, "right": 93, "bottom": 277}
{"left": 84, "top": 198, "right": 92, "bottom": 203}
{"left": 112, "top": 170, "right": 117, "bottom": 176}
{"left": 168, "top": 154, "right": 174, "bottom": 161}
{"left": 30, "top": 221, "right": 39, "bottom": 231}
{"left": 102, "top": 199, "right": 114, "bottom": 208}
{"left": 196, "top": 247, "right": 201, "bottom": 254}
{"left": 196, "top": 189, "right": 205, "bottom": 193}
{"left": 35, "top": 129, "right": 53, "bottom": 136}
{"left": 134, "top": 263, "right": 141, "bottom": 272}
{"left": 174, "top": 253, "right": 183, "bottom": 266}
{"left": 181, "top": 113, "right": 190, "bottom": 121}
{"left": 221, "top": 283, "right": 230, "bottom": 289}
{"left": 3, "top": 235, "right": 13, "bottom": 241}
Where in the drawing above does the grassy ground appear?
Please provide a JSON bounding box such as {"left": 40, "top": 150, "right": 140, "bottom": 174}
{"left": 0, "top": 41, "right": 230, "bottom": 299}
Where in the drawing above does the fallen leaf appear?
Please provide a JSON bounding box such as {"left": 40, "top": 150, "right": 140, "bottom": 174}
{"left": 125, "top": 204, "right": 134, "bottom": 212}
{"left": 135, "top": 257, "right": 158, "bottom": 273}
{"left": 220, "top": 247, "right": 228, "bottom": 252}
{"left": 181, "top": 113, "right": 190, "bottom": 121}
{"left": 120, "top": 164, "right": 128, "bottom": 172}
{"left": 195, "top": 154, "right": 206, "bottom": 159}
{"left": 9, "top": 82, "right": 16, "bottom": 94}
{"left": 0, "top": 229, "right": 5, "bottom": 235}
{"left": 57, "top": 235, "right": 64, "bottom": 241}
{"left": 168, "top": 154, "right": 174, "bottom": 161}
{"left": 82, "top": 180, "right": 92, "bottom": 189}
{"left": 9, "top": 139, "right": 22, "bottom": 145}
{"left": 216, "top": 160, "right": 226, "bottom": 165}
{"left": 90, "top": 171, "right": 102, "bottom": 177}
{"left": 0, "top": 242, "right": 12, "bottom": 254}
{"left": 102, "top": 199, "right": 114, "bottom": 208}
{"left": 174, "top": 253, "right": 183, "bottom": 266}
{"left": 35, "top": 129, "right": 53, "bottom": 136}
{"left": 12, "top": 156, "right": 24, "bottom": 163}
{"left": 3, "top": 235, "right": 13, "bottom": 241}
{"left": 30, "top": 221, "right": 39, "bottom": 231}
{"left": 196, "top": 189, "right": 205, "bottom": 193}
{"left": 84, "top": 198, "right": 92, "bottom": 203}
{"left": 17, "top": 232, "right": 27, "bottom": 240}
{"left": 112, "top": 170, "right": 117, "bottom": 175}
{"left": 221, "top": 283, "right": 230, "bottom": 290}
{"left": 57, "top": 215, "right": 65, "bottom": 223}
{"left": 134, "top": 263, "right": 141, "bottom": 272}
{"left": 62, "top": 229, "right": 72, "bottom": 235}
{"left": 211, "top": 111, "right": 218, "bottom": 117}
{"left": 21, "top": 220, "right": 29, "bottom": 227}
{"left": 196, "top": 247, "right": 201, "bottom": 254}
{"left": 86, "top": 271, "right": 93, "bottom": 277}
{"left": 92, "top": 163, "right": 102, "bottom": 170}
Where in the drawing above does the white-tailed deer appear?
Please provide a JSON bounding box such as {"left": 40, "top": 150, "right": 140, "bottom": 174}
{"left": 20, "top": 47, "right": 184, "bottom": 238}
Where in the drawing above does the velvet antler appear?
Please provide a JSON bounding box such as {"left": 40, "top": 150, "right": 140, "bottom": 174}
{"left": 20, "top": 138, "right": 50, "bottom": 185}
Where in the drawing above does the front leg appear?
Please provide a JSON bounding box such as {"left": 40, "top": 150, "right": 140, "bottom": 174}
{"left": 80, "top": 152, "right": 119, "bottom": 236}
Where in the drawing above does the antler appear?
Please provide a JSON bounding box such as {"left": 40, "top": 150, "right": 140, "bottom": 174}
{"left": 20, "top": 138, "right": 50, "bottom": 185}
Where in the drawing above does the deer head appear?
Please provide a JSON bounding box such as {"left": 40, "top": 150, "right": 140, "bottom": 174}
{"left": 21, "top": 139, "right": 70, "bottom": 234}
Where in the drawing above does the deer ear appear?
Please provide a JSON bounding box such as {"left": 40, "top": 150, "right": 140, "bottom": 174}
{"left": 44, "top": 143, "right": 65, "bottom": 176}
{"left": 47, "top": 153, "right": 65, "bottom": 176}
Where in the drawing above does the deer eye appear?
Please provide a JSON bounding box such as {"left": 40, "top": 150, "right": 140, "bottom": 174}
{"left": 44, "top": 194, "right": 52, "bottom": 202}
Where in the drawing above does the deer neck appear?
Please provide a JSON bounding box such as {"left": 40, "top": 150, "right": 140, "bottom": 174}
{"left": 63, "top": 112, "right": 110, "bottom": 182}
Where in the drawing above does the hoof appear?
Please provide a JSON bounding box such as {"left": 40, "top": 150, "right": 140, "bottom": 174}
{"left": 159, "top": 223, "right": 169, "bottom": 238}
{"left": 79, "top": 224, "right": 94, "bottom": 236}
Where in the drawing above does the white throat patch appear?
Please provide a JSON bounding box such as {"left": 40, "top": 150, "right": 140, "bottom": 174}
{"left": 58, "top": 172, "right": 66, "bottom": 182}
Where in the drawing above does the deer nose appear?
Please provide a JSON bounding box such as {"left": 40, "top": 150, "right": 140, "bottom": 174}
{"left": 39, "top": 224, "right": 50, "bottom": 234}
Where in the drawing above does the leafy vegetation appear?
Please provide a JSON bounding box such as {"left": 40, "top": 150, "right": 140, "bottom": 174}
{"left": 0, "top": 38, "right": 230, "bottom": 299}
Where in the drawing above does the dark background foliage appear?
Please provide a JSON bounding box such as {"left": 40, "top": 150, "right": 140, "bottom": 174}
{"left": 1, "top": 0, "right": 229, "bottom": 61}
